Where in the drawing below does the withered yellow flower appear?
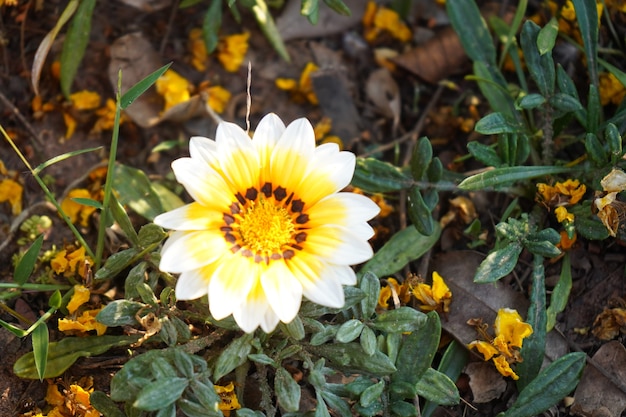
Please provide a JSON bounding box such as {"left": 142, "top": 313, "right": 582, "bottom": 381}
{"left": 378, "top": 277, "right": 411, "bottom": 309}
{"left": 61, "top": 189, "right": 99, "bottom": 227}
{"left": 188, "top": 28, "right": 209, "bottom": 72}
{"left": 411, "top": 271, "right": 452, "bottom": 313}
{"left": 215, "top": 382, "right": 241, "bottom": 416}
{"left": 0, "top": 178, "right": 23, "bottom": 215}
{"left": 595, "top": 168, "right": 626, "bottom": 237}
{"left": 468, "top": 308, "right": 533, "bottom": 380}
{"left": 555, "top": 206, "right": 574, "bottom": 224}
{"left": 276, "top": 62, "right": 320, "bottom": 105}
{"left": 203, "top": 85, "right": 231, "bottom": 114}
{"left": 537, "top": 179, "right": 586, "bottom": 207}
{"left": 217, "top": 32, "right": 250, "bottom": 72}
{"left": 70, "top": 90, "right": 101, "bottom": 111}
{"left": 58, "top": 309, "right": 107, "bottom": 336}
{"left": 156, "top": 69, "right": 192, "bottom": 111}
{"left": 362, "top": 1, "right": 412, "bottom": 43}
{"left": 51, "top": 247, "right": 92, "bottom": 279}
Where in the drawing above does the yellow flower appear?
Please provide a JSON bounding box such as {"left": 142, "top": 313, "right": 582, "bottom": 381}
{"left": 276, "top": 62, "right": 319, "bottom": 105}
{"left": 555, "top": 206, "right": 574, "bottom": 223}
{"left": 468, "top": 308, "right": 533, "bottom": 380}
{"left": 44, "top": 378, "right": 100, "bottom": 417}
{"left": 599, "top": 72, "right": 626, "bottom": 106}
{"left": 0, "top": 178, "right": 23, "bottom": 215}
{"left": 156, "top": 69, "right": 192, "bottom": 111}
{"left": 537, "top": 179, "right": 586, "bottom": 207}
{"left": 411, "top": 271, "right": 452, "bottom": 313}
{"left": 203, "top": 84, "right": 231, "bottom": 114}
{"left": 67, "top": 284, "right": 91, "bottom": 314}
{"left": 217, "top": 32, "right": 250, "bottom": 72}
{"left": 51, "top": 247, "right": 92, "bottom": 279}
{"left": 93, "top": 98, "right": 126, "bottom": 133}
{"left": 61, "top": 188, "right": 99, "bottom": 227}
{"left": 154, "top": 113, "right": 379, "bottom": 332}
{"left": 215, "top": 382, "right": 241, "bottom": 416}
{"left": 70, "top": 90, "right": 101, "bottom": 111}
{"left": 188, "top": 28, "right": 209, "bottom": 71}
{"left": 378, "top": 278, "right": 411, "bottom": 309}
{"left": 58, "top": 309, "right": 107, "bottom": 336}
{"left": 362, "top": 1, "right": 412, "bottom": 43}
{"left": 557, "top": 230, "right": 577, "bottom": 250}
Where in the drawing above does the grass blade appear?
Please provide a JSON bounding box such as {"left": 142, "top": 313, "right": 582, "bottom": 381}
{"left": 32, "top": 321, "right": 49, "bottom": 381}
{"left": 120, "top": 62, "right": 172, "bottom": 109}
{"left": 60, "top": 0, "right": 96, "bottom": 97}
{"left": 14, "top": 234, "right": 44, "bottom": 286}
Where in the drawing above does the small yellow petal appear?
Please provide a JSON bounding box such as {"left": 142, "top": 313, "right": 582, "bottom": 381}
{"left": 0, "top": 178, "right": 23, "bottom": 215}
{"left": 493, "top": 355, "right": 519, "bottom": 379}
{"left": 67, "top": 285, "right": 91, "bottom": 314}
{"left": 468, "top": 340, "right": 499, "bottom": 361}
{"left": 70, "top": 90, "right": 101, "bottom": 111}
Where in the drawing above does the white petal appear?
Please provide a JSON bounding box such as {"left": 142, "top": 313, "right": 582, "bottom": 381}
{"left": 189, "top": 136, "right": 218, "bottom": 165}
{"left": 253, "top": 113, "right": 285, "bottom": 153}
{"left": 159, "top": 230, "right": 226, "bottom": 273}
{"left": 261, "top": 261, "right": 303, "bottom": 323}
{"left": 307, "top": 192, "right": 380, "bottom": 233}
{"left": 208, "top": 255, "right": 258, "bottom": 320}
{"left": 215, "top": 121, "right": 260, "bottom": 192}
{"left": 232, "top": 286, "right": 281, "bottom": 333}
{"left": 332, "top": 264, "right": 358, "bottom": 286}
{"left": 154, "top": 202, "right": 223, "bottom": 231}
{"left": 175, "top": 268, "right": 211, "bottom": 300}
{"left": 305, "top": 226, "right": 374, "bottom": 265}
{"left": 302, "top": 144, "right": 355, "bottom": 196}
{"left": 270, "top": 118, "right": 316, "bottom": 193}
{"left": 171, "top": 158, "right": 233, "bottom": 209}
{"left": 301, "top": 270, "right": 345, "bottom": 308}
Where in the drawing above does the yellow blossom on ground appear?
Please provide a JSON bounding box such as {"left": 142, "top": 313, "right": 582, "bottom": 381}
{"left": 0, "top": 178, "right": 23, "bottom": 215}
{"left": 93, "top": 98, "right": 126, "bottom": 133}
{"left": 378, "top": 277, "right": 411, "bottom": 309}
{"left": 468, "top": 308, "right": 533, "bottom": 380}
{"left": 70, "top": 90, "right": 102, "bottom": 111}
{"left": 599, "top": 72, "right": 626, "bottom": 106}
{"left": 51, "top": 247, "right": 93, "bottom": 279}
{"left": 557, "top": 230, "right": 577, "bottom": 250}
{"left": 188, "top": 28, "right": 209, "bottom": 71}
{"left": 411, "top": 271, "right": 452, "bottom": 313}
{"left": 43, "top": 378, "right": 100, "bottom": 417}
{"left": 156, "top": 69, "right": 192, "bottom": 112}
{"left": 215, "top": 382, "right": 241, "bottom": 416}
{"left": 67, "top": 284, "right": 91, "bottom": 314}
{"left": 275, "top": 62, "right": 319, "bottom": 105}
{"left": 63, "top": 111, "right": 77, "bottom": 139}
{"left": 362, "top": 1, "right": 412, "bottom": 43}
{"left": 61, "top": 189, "right": 98, "bottom": 227}
{"left": 555, "top": 206, "right": 574, "bottom": 224}
{"left": 198, "top": 83, "right": 231, "bottom": 113}
{"left": 314, "top": 117, "right": 333, "bottom": 140}
{"left": 537, "top": 179, "right": 586, "bottom": 207}
{"left": 153, "top": 113, "right": 379, "bottom": 332}
{"left": 58, "top": 309, "right": 107, "bottom": 336}
{"left": 217, "top": 32, "right": 250, "bottom": 72}
{"left": 0, "top": 0, "right": 18, "bottom": 6}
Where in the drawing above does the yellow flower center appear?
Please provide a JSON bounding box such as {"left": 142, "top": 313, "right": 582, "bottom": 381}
{"left": 222, "top": 183, "right": 310, "bottom": 263}
{"left": 239, "top": 198, "right": 295, "bottom": 253}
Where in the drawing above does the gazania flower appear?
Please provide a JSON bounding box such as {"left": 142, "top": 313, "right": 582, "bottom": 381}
{"left": 154, "top": 113, "right": 379, "bottom": 333}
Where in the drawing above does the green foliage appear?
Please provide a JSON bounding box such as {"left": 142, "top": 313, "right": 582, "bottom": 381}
{"left": 60, "top": 0, "right": 96, "bottom": 97}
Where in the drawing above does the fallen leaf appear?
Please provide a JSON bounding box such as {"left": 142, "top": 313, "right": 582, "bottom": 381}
{"left": 365, "top": 68, "right": 401, "bottom": 131}
{"left": 464, "top": 361, "right": 507, "bottom": 403}
{"left": 571, "top": 341, "right": 626, "bottom": 417}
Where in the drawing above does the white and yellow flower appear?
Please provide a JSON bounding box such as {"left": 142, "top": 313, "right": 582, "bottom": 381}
{"left": 154, "top": 113, "right": 379, "bottom": 333}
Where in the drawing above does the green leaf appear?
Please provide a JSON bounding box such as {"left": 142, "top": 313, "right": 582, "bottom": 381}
{"left": 109, "top": 193, "right": 139, "bottom": 247}
{"left": 475, "top": 112, "right": 525, "bottom": 135}
{"left": 458, "top": 166, "right": 574, "bottom": 190}
{"left": 14, "top": 335, "right": 140, "bottom": 379}
{"left": 360, "top": 380, "right": 385, "bottom": 407}
{"left": 134, "top": 377, "right": 189, "bottom": 411}
{"left": 323, "top": 0, "right": 351, "bottom": 16}
{"left": 474, "top": 242, "right": 523, "bottom": 283}
{"left": 517, "top": 93, "right": 546, "bottom": 110}
{"left": 467, "top": 142, "right": 502, "bottom": 167}
{"left": 202, "top": 0, "right": 222, "bottom": 54}
{"left": 410, "top": 137, "right": 433, "bottom": 180}
{"left": 96, "top": 299, "right": 144, "bottom": 326}
{"left": 571, "top": 0, "right": 598, "bottom": 86}
{"left": 370, "top": 307, "right": 427, "bottom": 333}
{"left": 549, "top": 93, "right": 583, "bottom": 113}
{"left": 359, "top": 223, "right": 441, "bottom": 278}
{"left": 70, "top": 197, "right": 103, "bottom": 209}
{"left": 504, "top": 352, "right": 586, "bottom": 417}
{"left": 407, "top": 186, "right": 435, "bottom": 236}
{"left": 523, "top": 239, "right": 561, "bottom": 258}
{"left": 360, "top": 326, "right": 377, "bottom": 356}
{"left": 315, "top": 391, "right": 331, "bottom": 417}
{"left": 587, "top": 84, "right": 601, "bottom": 134}
{"left": 547, "top": 254, "right": 572, "bottom": 331}
{"left": 32, "top": 321, "right": 49, "bottom": 381}
{"left": 517, "top": 255, "right": 547, "bottom": 390}
{"left": 34, "top": 146, "right": 103, "bottom": 175}
{"left": 472, "top": 61, "right": 518, "bottom": 120}
{"left": 299, "top": 286, "right": 364, "bottom": 317}
{"left": 311, "top": 343, "right": 397, "bottom": 375}
{"left": 213, "top": 333, "right": 254, "bottom": 380}
{"left": 359, "top": 271, "right": 380, "bottom": 319}
{"left": 352, "top": 157, "right": 413, "bottom": 193}
{"left": 281, "top": 315, "right": 305, "bottom": 340}
{"left": 446, "top": 0, "right": 495, "bottom": 65}
{"left": 120, "top": 63, "right": 172, "bottom": 109}
{"left": 320, "top": 390, "right": 352, "bottom": 417}
{"left": 14, "top": 234, "right": 44, "bottom": 286}
{"left": 415, "top": 368, "right": 460, "bottom": 406}
{"left": 113, "top": 164, "right": 164, "bottom": 220}
{"left": 60, "top": 0, "right": 96, "bottom": 97}
{"left": 520, "top": 20, "right": 555, "bottom": 96}
{"left": 137, "top": 223, "right": 167, "bottom": 248}
{"left": 605, "top": 123, "right": 623, "bottom": 162}
{"left": 584, "top": 132, "right": 607, "bottom": 165}
{"left": 336, "top": 319, "right": 364, "bottom": 343}
{"left": 275, "top": 366, "right": 301, "bottom": 412}
{"left": 251, "top": 0, "right": 290, "bottom": 61}
{"left": 537, "top": 17, "right": 559, "bottom": 55}
{"left": 390, "top": 400, "right": 419, "bottom": 417}
{"left": 301, "top": 0, "right": 320, "bottom": 24}
{"left": 90, "top": 391, "right": 127, "bottom": 417}
{"left": 248, "top": 353, "right": 276, "bottom": 366}
{"left": 94, "top": 248, "right": 140, "bottom": 280}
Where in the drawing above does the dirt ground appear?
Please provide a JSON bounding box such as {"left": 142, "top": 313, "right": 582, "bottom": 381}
{"left": 1, "top": 0, "right": 626, "bottom": 416}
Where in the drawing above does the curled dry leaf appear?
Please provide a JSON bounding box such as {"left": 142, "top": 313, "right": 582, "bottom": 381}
{"left": 571, "top": 341, "right": 626, "bottom": 417}
{"left": 365, "top": 68, "right": 401, "bottom": 131}
{"left": 464, "top": 361, "right": 507, "bottom": 403}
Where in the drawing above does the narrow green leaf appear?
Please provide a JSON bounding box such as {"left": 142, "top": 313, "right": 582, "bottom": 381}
{"left": 446, "top": 0, "right": 495, "bottom": 65}
{"left": 584, "top": 132, "right": 607, "bottom": 165}
{"left": 94, "top": 248, "right": 140, "bottom": 280}
{"left": 301, "top": 0, "right": 320, "bottom": 24}
{"left": 32, "top": 321, "right": 49, "bottom": 381}
{"left": 520, "top": 20, "right": 555, "bottom": 96}
{"left": 422, "top": 340, "right": 468, "bottom": 417}
{"left": 275, "top": 367, "right": 301, "bottom": 412}
{"left": 60, "top": 0, "right": 96, "bottom": 97}
{"left": 120, "top": 63, "right": 172, "bottom": 109}
{"left": 537, "top": 17, "right": 559, "bottom": 55}
{"left": 213, "top": 333, "right": 254, "bottom": 380}
{"left": 251, "top": 0, "right": 290, "bottom": 61}
{"left": 547, "top": 254, "right": 572, "bottom": 331}
{"left": 352, "top": 157, "right": 413, "bottom": 193}
{"left": 472, "top": 61, "right": 518, "bottom": 120}
{"left": 467, "top": 142, "right": 502, "bottom": 167}
{"left": 96, "top": 300, "right": 144, "bottom": 326}
{"left": 410, "top": 137, "right": 432, "bottom": 180}
{"left": 517, "top": 93, "right": 546, "bottom": 110}
{"left": 360, "top": 326, "right": 377, "bottom": 356}
{"left": 517, "top": 255, "right": 547, "bottom": 390}
{"left": 281, "top": 315, "right": 305, "bottom": 340}
{"left": 415, "top": 368, "right": 460, "bottom": 406}
{"left": 90, "top": 391, "right": 127, "bottom": 417}
{"left": 359, "top": 271, "right": 380, "bottom": 319}
{"left": 113, "top": 164, "right": 164, "bottom": 220}
{"left": 605, "top": 123, "right": 623, "bottom": 162}
{"left": 549, "top": 93, "right": 583, "bottom": 113}
{"left": 571, "top": 0, "right": 598, "bottom": 86}
{"left": 134, "top": 377, "right": 189, "bottom": 411}
{"left": 370, "top": 307, "right": 427, "bottom": 333}
{"left": 458, "top": 166, "right": 574, "bottom": 190}
{"left": 359, "top": 224, "right": 441, "bottom": 278}
{"left": 586, "top": 84, "right": 600, "bottom": 134}
{"left": 202, "top": 0, "right": 222, "bottom": 54}
{"left": 336, "top": 319, "right": 364, "bottom": 343}
{"left": 475, "top": 112, "right": 525, "bottom": 135}
{"left": 109, "top": 192, "right": 139, "bottom": 247}
{"left": 315, "top": 391, "right": 331, "bottom": 417}
{"left": 360, "top": 380, "right": 385, "bottom": 407}
{"left": 474, "top": 243, "right": 523, "bottom": 283}
{"left": 323, "top": 0, "right": 351, "bottom": 16}
{"left": 310, "top": 343, "right": 397, "bottom": 375}
{"left": 320, "top": 390, "right": 352, "bottom": 417}
{"left": 504, "top": 352, "right": 586, "bottom": 417}
{"left": 14, "top": 234, "right": 44, "bottom": 286}
{"left": 14, "top": 335, "right": 140, "bottom": 379}
{"left": 137, "top": 223, "right": 167, "bottom": 248}
{"left": 248, "top": 353, "right": 276, "bottom": 366}
{"left": 34, "top": 146, "right": 103, "bottom": 175}
{"left": 407, "top": 186, "right": 435, "bottom": 236}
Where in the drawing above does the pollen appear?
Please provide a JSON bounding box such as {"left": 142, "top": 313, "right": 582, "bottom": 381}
{"left": 237, "top": 197, "right": 296, "bottom": 255}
